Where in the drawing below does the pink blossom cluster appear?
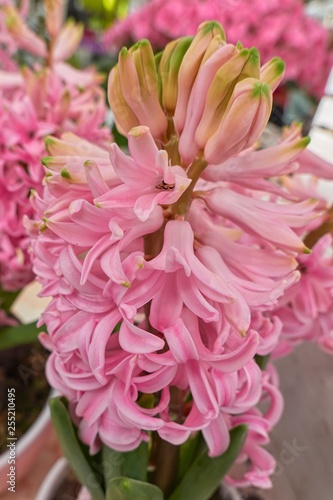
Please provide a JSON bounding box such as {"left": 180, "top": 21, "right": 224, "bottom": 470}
{"left": 28, "top": 21, "right": 332, "bottom": 488}
{"left": 103, "top": 0, "right": 333, "bottom": 98}
{"left": 0, "top": 1, "right": 111, "bottom": 291}
{"left": 29, "top": 129, "right": 291, "bottom": 488}
{"left": 266, "top": 133, "right": 333, "bottom": 357}
{"left": 273, "top": 233, "right": 333, "bottom": 357}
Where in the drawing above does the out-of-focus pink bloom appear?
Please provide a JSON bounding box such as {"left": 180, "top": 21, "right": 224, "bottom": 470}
{"left": 103, "top": 0, "right": 333, "bottom": 98}
{"left": 273, "top": 234, "right": 333, "bottom": 355}
{"left": 1, "top": 1, "right": 102, "bottom": 86}
{"left": 298, "top": 148, "right": 333, "bottom": 179}
{"left": 227, "top": 365, "right": 284, "bottom": 489}
{"left": 0, "top": 0, "right": 28, "bottom": 70}
{"left": 0, "top": 308, "right": 18, "bottom": 327}
{"left": 0, "top": 2, "right": 111, "bottom": 291}
{"left": 3, "top": 4, "right": 47, "bottom": 57}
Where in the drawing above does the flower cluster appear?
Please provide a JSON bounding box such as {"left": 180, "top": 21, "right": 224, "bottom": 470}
{"left": 28, "top": 21, "right": 327, "bottom": 489}
{"left": 0, "top": 0, "right": 111, "bottom": 292}
{"left": 103, "top": 0, "right": 333, "bottom": 98}
{"left": 273, "top": 232, "right": 333, "bottom": 357}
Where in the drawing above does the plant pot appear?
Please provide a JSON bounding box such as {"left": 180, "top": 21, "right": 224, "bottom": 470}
{"left": 35, "top": 457, "right": 68, "bottom": 500}
{"left": 36, "top": 457, "right": 90, "bottom": 500}
{"left": 0, "top": 390, "right": 53, "bottom": 495}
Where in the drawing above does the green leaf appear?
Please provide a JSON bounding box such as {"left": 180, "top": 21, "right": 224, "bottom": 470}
{"left": 49, "top": 397, "right": 105, "bottom": 500}
{"left": 255, "top": 354, "right": 270, "bottom": 370}
{"left": 0, "top": 289, "right": 20, "bottom": 313}
{"left": 0, "top": 322, "right": 43, "bottom": 350}
{"left": 122, "top": 441, "right": 149, "bottom": 481}
{"left": 168, "top": 425, "right": 248, "bottom": 500}
{"left": 102, "top": 441, "right": 149, "bottom": 485}
{"left": 102, "top": 445, "right": 123, "bottom": 485}
{"left": 178, "top": 432, "right": 205, "bottom": 482}
{"left": 106, "top": 477, "right": 163, "bottom": 500}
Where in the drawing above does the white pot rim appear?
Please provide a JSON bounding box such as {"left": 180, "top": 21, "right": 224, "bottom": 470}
{"left": 35, "top": 457, "right": 69, "bottom": 500}
{"left": 0, "top": 389, "right": 55, "bottom": 468}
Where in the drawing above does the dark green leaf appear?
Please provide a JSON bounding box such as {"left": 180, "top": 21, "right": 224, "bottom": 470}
{"left": 0, "top": 322, "right": 43, "bottom": 350}
{"left": 106, "top": 477, "right": 163, "bottom": 500}
{"left": 255, "top": 354, "right": 270, "bottom": 370}
{"left": 102, "top": 445, "right": 123, "bottom": 485}
{"left": 122, "top": 441, "right": 149, "bottom": 481}
{"left": 168, "top": 425, "right": 248, "bottom": 500}
{"left": 102, "top": 440, "right": 149, "bottom": 485}
{"left": 178, "top": 432, "right": 205, "bottom": 481}
{"left": 49, "top": 397, "right": 105, "bottom": 500}
{"left": 0, "top": 289, "right": 20, "bottom": 313}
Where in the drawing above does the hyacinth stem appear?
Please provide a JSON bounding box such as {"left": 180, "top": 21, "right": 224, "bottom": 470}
{"left": 142, "top": 226, "right": 183, "bottom": 496}
{"left": 144, "top": 221, "right": 166, "bottom": 260}
{"left": 143, "top": 157, "right": 207, "bottom": 496}
{"left": 144, "top": 224, "right": 180, "bottom": 496}
{"left": 164, "top": 135, "right": 181, "bottom": 166}
{"left": 46, "top": 40, "right": 54, "bottom": 68}
{"left": 171, "top": 157, "right": 207, "bottom": 218}
{"left": 151, "top": 433, "right": 180, "bottom": 497}
{"left": 151, "top": 388, "right": 183, "bottom": 496}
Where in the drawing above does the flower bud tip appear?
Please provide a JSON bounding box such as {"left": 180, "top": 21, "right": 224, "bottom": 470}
{"left": 60, "top": 168, "right": 71, "bottom": 179}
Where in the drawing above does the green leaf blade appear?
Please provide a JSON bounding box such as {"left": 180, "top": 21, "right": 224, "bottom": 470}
{"left": 168, "top": 425, "right": 248, "bottom": 500}
{"left": 49, "top": 397, "right": 105, "bottom": 500}
{"left": 0, "top": 322, "right": 43, "bottom": 350}
{"left": 121, "top": 441, "right": 149, "bottom": 481}
{"left": 0, "top": 289, "right": 20, "bottom": 313}
{"left": 106, "top": 477, "right": 164, "bottom": 500}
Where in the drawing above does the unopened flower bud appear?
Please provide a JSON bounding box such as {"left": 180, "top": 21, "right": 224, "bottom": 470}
{"left": 4, "top": 5, "right": 47, "bottom": 58}
{"left": 108, "top": 64, "right": 140, "bottom": 136}
{"left": 44, "top": 0, "right": 65, "bottom": 40}
{"left": 260, "top": 57, "right": 285, "bottom": 91}
{"left": 53, "top": 19, "right": 84, "bottom": 62}
{"left": 194, "top": 47, "right": 261, "bottom": 151}
{"left": 174, "top": 21, "right": 226, "bottom": 134}
{"left": 159, "top": 36, "right": 193, "bottom": 115}
{"left": 204, "top": 79, "right": 272, "bottom": 165}
{"left": 108, "top": 40, "right": 167, "bottom": 138}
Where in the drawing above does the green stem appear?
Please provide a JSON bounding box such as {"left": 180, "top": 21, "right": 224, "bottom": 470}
{"left": 144, "top": 222, "right": 166, "bottom": 260}
{"left": 171, "top": 157, "right": 207, "bottom": 218}
{"left": 164, "top": 135, "right": 181, "bottom": 166}
{"left": 142, "top": 156, "right": 207, "bottom": 497}
{"left": 151, "top": 434, "right": 180, "bottom": 498}
{"left": 143, "top": 222, "right": 166, "bottom": 331}
{"left": 150, "top": 386, "right": 184, "bottom": 496}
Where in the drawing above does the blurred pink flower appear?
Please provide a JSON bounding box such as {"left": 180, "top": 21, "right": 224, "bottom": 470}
{"left": 273, "top": 234, "right": 333, "bottom": 356}
{"left": 0, "top": 2, "right": 111, "bottom": 291}
{"left": 227, "top": 365, "right": 284, "bottom": 489}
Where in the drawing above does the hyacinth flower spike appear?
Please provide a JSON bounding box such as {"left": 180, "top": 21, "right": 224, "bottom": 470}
{"left": 27, "top": 20, "right": 327, "bottom": 496}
